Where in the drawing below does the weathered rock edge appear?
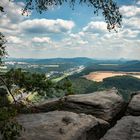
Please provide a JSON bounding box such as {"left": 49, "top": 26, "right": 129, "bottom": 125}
{"left": 101, "top": 116, "right": 140, "bottom": 140}
{"left": 17, "top": 111, "right": 109, "bottom": 140}
{"left": 126, "top": 92, "right": 140, "bottom": 116}
{"left": 30, "top": 89, "right": 127, "bottom": 124}
{"left": 61, "top": 89, "right": 127, "bottom": 123}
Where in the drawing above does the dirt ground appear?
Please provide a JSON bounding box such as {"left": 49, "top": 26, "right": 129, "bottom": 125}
{"left": 84, "top": 71, "right": 140, "bottom": 82}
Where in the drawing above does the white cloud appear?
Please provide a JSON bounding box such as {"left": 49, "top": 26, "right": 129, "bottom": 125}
{"left": 77, "top": 40, "right": 88, "bottom": 45}
{"left": 20, "top": 19, "right": 75, "bottom": 34}
{"left": 120, "top": 29, "right": 139, "bottom": 38}
{"left": 0, "top": 0, "right": 25, "bottom": 23}
{"left": 83, "top": 21, "right": 107, "bottom": 34}
{"left": 0, "top": 0, "right": 26, "bottom": 36}
{"left": 120, "top": 5, "right": 140, "bottom": 17}
{"left": 32, "top": 37, "right": 52, "bottom": 44}
{"left": 137, "top": 1, "right": 140, "bottom": 5}
{"left": 1, "top": 0, "right": 140, "bottom": 59}
{"left": 124, "top": 17, "right": 140, "bottom": 29}
{"left": 60, "top": 33, "right": 88, "bottom": 47}
{"left": 7, "top": 36, "right": 22, "bottom": 44}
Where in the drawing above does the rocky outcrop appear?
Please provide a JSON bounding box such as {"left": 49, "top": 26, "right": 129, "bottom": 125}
{"left": 17, "top": 111, "right": 109, "bottom": 140}
{"left": 61, "top": 89, "right": 126, "bottom": 122}
{"left": 30, "top": 98, "right": 61, "bottom": 112}
{"left": 126, "top": 92, "right": 140, "bottom": 116}
{"left": 101, "top": 116, "right": 140, "bottom": 140}
{"left": 13, "top": 89, "right": 140, "bottom": 140}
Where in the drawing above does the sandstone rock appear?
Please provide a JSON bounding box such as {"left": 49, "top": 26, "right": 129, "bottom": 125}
{"left": 101, "top": 116, "right": 140, "bottom": 140}
{"left": 30, "top": 98, "right": 61, "bottom": 112}
{"left": 17, "top": 111, "right": 109, "bottom": 140}
{"left": 127, "top": 92, "right": 140, "bottom": 116}
{"left": 62, "top": 89, "right": 126, "bottom": 122}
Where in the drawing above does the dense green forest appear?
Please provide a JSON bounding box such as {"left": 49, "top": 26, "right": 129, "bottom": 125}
{"left": 1, "top": 68, "right": 140, "bottom": 103}
{"left": 0, "top": 68, "right": 74, "bottom": 102}
{"left": 59, "top": 75, "right": 140, "bottom": 101}
{"left": 101, "top": 76, "right": 140, "bottom": 101}
{"left": 1, "top": 68, "right": 140, "bottom": 105}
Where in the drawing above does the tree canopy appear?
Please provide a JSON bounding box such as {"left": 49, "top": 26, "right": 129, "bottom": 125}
{"left": 0, "top": 33, "right": 7, "bottom": 65}
{"left": 23, "top": 0, "right": 122, "bottom": 30}
{"left": 0, "top": 0, "right": 123, "bottom": 31}
{"left": 0, "top": 5, "right": 7, "bottom": 65}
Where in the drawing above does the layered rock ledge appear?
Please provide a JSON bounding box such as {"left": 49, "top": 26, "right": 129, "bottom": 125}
{"left": 61, "top": 89, "right": 126, "bottom": 122}
{"left": 17, "top": 111, "right": 109, "bottom": 140}
{"left": 101, "top": 116, "right": 140, "bottom": 140}
{"left": 126, "top": 92, "right": 140, "bottom": 116}
{"left": 11, "top": 89, "right": 140, "bottom": 140}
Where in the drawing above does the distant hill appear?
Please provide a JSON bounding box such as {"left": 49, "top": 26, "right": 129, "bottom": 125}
{"left": 5, "top": 57, "right": 94, "bottom": 65}
{"left": 5, "top": 58, "right": 140, "bottom": 75}
{"left": 66, "top": 60, "right": 140, "bottom": 79}
{"left": 119, "top": 61, "right": 140, "bottom": 71}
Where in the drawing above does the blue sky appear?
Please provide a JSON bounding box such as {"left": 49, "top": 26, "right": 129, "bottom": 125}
{"left": 0, "top": 0, "right": 140, "bottom": 59}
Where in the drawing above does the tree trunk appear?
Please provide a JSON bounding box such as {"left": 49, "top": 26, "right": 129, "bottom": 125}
{"left": 0, "top": 76, "right": 17, "bottom": 103}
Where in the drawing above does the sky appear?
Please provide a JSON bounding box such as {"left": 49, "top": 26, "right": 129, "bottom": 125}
{"left": 0, "top": 0, "right": 140, "bottom": 59}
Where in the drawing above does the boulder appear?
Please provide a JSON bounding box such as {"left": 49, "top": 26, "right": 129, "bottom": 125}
{"left": 17, "top": 111, "right": 109, "bottom": 140}
{"left": 127, "top": 92, "right": 140, "bottom": 116}
{"left": 61, "top": 89, "right": 126, "bottom": 122}
{"left": 30, "top": 98, "right": 61, "bottom": 112}
{"left": 101, "top": 116, "right": 140, "bottom": 140}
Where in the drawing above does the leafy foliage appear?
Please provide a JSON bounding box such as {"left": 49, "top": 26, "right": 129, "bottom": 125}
{"left": 62, "top": 78, "right": 74, "bottom": 96}
{"left": 0, "top": 33, "right": 7, "bottom": 64}
{"left": 0, "top": 6, "right": 4, "bottom": 12}
{"left": 59, "top": 75, "right": 140, "bottom": 101}
{"left": 59, "top": 77, "right": 100, "bottom": 94}
{"left": 5, "top": 68, "right": 50, "bottom": 92}
{"left": 23, "top": 0, "right": 122, "bottom": 30}
{"left": 102, "top": 75, "right": 140, "bottom": 91}
{"left": 0, "top": 88, "right": 10, "bottom": 107}
{"left": 0, "top": 30, "right": 22, "bottom": 140}
{"left": 0, "top": 107, "right": 23, "bottom": 140}
{"left": 101, "top": 75, "right": 140, "bottom": 101}
{"left": 0, "top": 6, "right": 22, "bottom": 139}
{"left": 4, "top": 68, "right": 68, "bottom": 98}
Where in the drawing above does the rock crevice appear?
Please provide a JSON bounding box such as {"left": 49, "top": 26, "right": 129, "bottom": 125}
{"left": 17, "top": 111, "right": 109, "bottom": 140}
{"left": 15, "top": 89, "right": 140, "bottom": 140}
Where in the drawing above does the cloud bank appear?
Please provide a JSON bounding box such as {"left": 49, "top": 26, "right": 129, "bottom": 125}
{"left": 0, "top": 0, "right": 140, "bottom": 59}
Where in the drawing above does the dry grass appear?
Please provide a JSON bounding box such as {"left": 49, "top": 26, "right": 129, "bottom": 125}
{"left": 84, "top": 71, "right": 140, "bottom": 82}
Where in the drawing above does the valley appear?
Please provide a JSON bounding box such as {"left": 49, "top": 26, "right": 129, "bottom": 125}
{"left": 1, "top": 57, "right": 140, "bottom": 103}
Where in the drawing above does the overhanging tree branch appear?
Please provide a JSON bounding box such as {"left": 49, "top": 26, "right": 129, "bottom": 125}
{"left": 0, "top": 76, "right": 17, "bottom": 103}
{"left": 23, "top": 0, "right": 122, "bottom": 30}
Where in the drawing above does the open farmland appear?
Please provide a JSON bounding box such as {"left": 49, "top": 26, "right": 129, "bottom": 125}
{"left": 84, "top": 71, "right": 140, "bottom": 82}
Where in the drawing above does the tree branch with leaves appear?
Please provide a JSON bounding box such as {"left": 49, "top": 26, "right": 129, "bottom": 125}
{"left": 23, "top": 0, "right": 122, "bottom": 31}
{"left": 0, "top": 33, "right": 7, "bottom": 65}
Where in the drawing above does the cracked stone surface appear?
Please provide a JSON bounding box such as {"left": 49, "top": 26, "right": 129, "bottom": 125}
{"left": 62, "top": 89, "right": 126, "bottom": 122}
{"left": 101, "top": 116, "right": 140, "bottom": 140}
{"left": 17, "top": 111, "right": 109, "bottom": 140}
{"left": 127, "top": 93, "right": 140, "bottom": 116}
